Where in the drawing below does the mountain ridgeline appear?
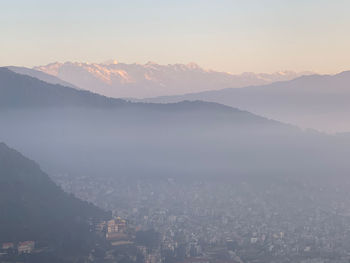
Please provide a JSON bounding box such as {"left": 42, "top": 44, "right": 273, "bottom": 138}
{"left": 0, "top": 67, "right": 126, "bottom": 108}
{"left": 0, "top": 67, "right": 349, "bottom": 184}
{"left": 32, "top": 61, "right": 310, "bottom": 98}
{"left": 140, "top": 71, "right": 350, "bottom": 132}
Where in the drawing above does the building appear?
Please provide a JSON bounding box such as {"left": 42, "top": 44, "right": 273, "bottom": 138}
{"left": 2, "top": 243, "right": 14, "bottom": 250}
{"left": 18, "top": 241, "right": 35, "bottom": 254}
{"left": 107, "top": 217, "right": 127, "bottom": 234}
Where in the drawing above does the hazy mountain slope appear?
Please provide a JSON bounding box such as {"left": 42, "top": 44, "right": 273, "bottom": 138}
{"left": 0, "top": 67, "right": 126, "bottom": 108}
{"left": 0, "top": 69, "right": 349, "bottom": 184}
{"left": 0, "top": 142, "right": 108, "bottom": 259}
{"left": 141, "top": 71, "right": 350, "bottom": 132}
{"left": 7, "top": 66, "right": 77, "bottom": 88}
{"left": 34, "top": 61, "right": 311, "bottom": 98}
{"left": 0, "top": 67, "right": 274, "bottom": 120}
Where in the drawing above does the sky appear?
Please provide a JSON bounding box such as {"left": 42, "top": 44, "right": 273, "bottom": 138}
{"left": 1, "top": 0, "right": 350, "bottom": 74}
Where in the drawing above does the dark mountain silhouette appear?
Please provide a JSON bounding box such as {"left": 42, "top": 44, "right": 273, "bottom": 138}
{"left": 139, "top": 71, "right": 350, "bottom": 132}
{"left": 0, "top": 67, "right": 264, "bottom": 116}
{"left": 0, "top": 142, "right": 108, "bottom": 259}
{"left": 0, "top": 66, "right": 284, "bottom": 125}
{"left": 0, "top": 67, "right": 126, "bottom": 108}
{"left": 0, "top": 68, "right": 349, "bottom": 185}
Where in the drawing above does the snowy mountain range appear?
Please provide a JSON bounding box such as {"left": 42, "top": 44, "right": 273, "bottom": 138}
{"left": 32, "top": 61, "right": 312, "bottom": 98}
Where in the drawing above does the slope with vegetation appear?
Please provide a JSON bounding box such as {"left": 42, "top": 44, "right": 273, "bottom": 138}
{"left": 0, "top": 142, "right": 109, "bottom": 262}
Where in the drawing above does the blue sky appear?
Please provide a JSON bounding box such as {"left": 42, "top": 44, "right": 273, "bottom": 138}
{"left": 1, "top": 0, "right": 350, "bottom": 73}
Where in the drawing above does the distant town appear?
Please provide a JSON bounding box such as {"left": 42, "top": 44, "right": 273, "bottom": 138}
{"left": 32, "top": 174, "right": 350, "bottom": 263}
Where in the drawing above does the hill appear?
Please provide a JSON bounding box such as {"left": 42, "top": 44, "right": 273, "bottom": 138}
{"left": 0, "top": 67, "right": 126, "bottom": 108}
{"left": 0, "top": 142, "right": 109, "bottom": 261}
{"left": 140, "top": 71, "right": 350, "bottom": 132}
{"left": 0, "top": 66, "right": 277, "bottom": 120}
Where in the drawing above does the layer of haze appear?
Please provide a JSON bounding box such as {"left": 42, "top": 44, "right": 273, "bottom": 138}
{"left": 1, "top": 0, "right": 350, "bottom": 74}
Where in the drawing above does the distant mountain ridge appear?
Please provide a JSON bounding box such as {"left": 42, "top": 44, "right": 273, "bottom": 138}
{"left": 0, "top": 67, "right": 126, "bottom": 108}
{"left": 0, "top": 67, "right": 270, "bottom": 118}
{"left": 140, "top": 71, "right": 350, "bottom": 132}
{"left": 1, "top": 67, "right": 349, "bottom": 184}
{"left": 33, "top": 61, "right": 312, "bottom": 98}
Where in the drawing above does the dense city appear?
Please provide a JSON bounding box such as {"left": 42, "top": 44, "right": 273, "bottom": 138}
{"left": 49, "top": 174, "right": 350, "bottom": 263}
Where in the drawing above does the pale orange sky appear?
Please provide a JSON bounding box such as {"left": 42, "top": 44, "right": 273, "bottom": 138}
{"left": 1, "top": 0, "right": 350, "bottom": 74}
